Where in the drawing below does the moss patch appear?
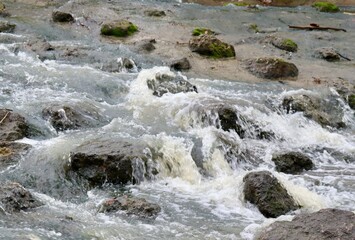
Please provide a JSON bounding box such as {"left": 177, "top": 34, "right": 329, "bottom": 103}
{"left": 192, "top": 27, "right": 214, "bottom": 36}
{"left": 272, "top": 38, "right": 298, "bottom": 52}
{"left": 312, "top": 2, "right": 340, "bottom": 12}
{"left": 348, "top": 94, "right": 355, "bottom": 110}
{"left": 101, "top": 20, "right": 138, "bottom": 37}
{"left": 248, "top": 23, "right": 259, "bottom": 33}
{"left": 209, "top": 43, "right": 235, "bottom": 59}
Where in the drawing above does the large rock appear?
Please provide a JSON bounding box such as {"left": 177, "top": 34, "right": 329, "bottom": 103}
{"left": 243, "top": 171, "right": 300, "bottom": 218}
{"left": 258, "top": 208, "right": 355, "bottom": 240}
{"left": 0, "top": 21, "right": 15, "bottom": 33}
{"left": 101, "top": 20, "right": 138, "bottom": 37}
{"left": 69, "top": 140, "right": 157, "bottom": 186}
{"left": 272, "top": 152, "right": 314, "bottom": 174}
{"left": 98, "top": 195, "right": 161, "bottom": 218}
{"left": 245, "top": 57, "right": 298, "bottom": 79}
{"left": 0, "top": 141, "right": 31, "bottom": 169}
{"left": 0, "top": 182, "right": 43, "bottom": 213}
{"left": 52, "top": 11, "right": 74, "bottom": 23}
{"left": 147, "top": 72, "right": 197, "bottom": 97}
{"left": 0, "top": 109, "right": 28, "bottom": 141}
{"left": 189, "top": 34, "right": 235, "bottom": 59}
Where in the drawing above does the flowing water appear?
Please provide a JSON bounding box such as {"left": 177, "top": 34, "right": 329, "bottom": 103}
{"left": 0, "top": 0, "right": 355, "bottom": 239}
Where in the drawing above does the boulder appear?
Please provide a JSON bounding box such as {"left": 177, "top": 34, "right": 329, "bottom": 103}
{"left": 257, "top": 208, "right": 355, "bottom": 240}
{"left": 243, "top": 171, "right": 300, "bottom": 218}
{"left": 52, "top": 11, "right": 74, "bottom": 23}
{"left": 0, "top": 109, "right": 28, "bottom": 141}
{"left": 98, "top": 195, "right": 161, "bottom": 218}
{"left": 144, "top": 9, "right": 166, "bottom": 17}
{"left": 271, "top": 37, "right": 298, "bottom": 52}
{"left": 0, "top": 141, "right": 31, "bottom": 169}
{"left": 69, "top": 140, "right": 158, "bottom": 186}
{"left": 244, "top": 57, "right": 298, "bottom": 79}
{"left": 147, "top": 72, "right": 197, "bottom": 97}
{"left": 189, "top": 34, "right": 235, "bottom": 59}
{"left": 0, "top": 21, "right": 15, "bottom": 33}
{"left": 314, "top": 47, "right": 340, "bottom": 62}
{"left": 272, "top": 152, "right": 314, "bottom": 174}
{"left": 170, "top": 57, "right": 191, "bottom": 71}
{"left": 0, "top": 182, "right": 43, "bottom": 213}
{"left": 101, "top": 20, "right": 138, "bottom": 37}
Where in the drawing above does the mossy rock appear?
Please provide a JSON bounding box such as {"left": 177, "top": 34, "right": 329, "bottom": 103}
{"left": 192, "top": 27, "right": 214, "bottom": 36}
{"left": 312, "top": 2, "right": 340, "bottom": 13}
{"left": 189, "top": 34, "right": 235, "bottom": 59}
{"left": 101, "top": 20, "right": 138, "bottom": 38}
{"left": 144, "top": 9, "right": 166, "bottom": 17}
{"left": 272, "top": 38, "right": 298, "bottom": 52}
{"left": 0, "top": 21, "right": 15, "bottom": 33}
{"left": 348, "top": 94, "right": 355, "bottom": 110}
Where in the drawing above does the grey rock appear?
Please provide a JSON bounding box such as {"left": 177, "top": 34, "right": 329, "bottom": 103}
{"left": 170, "top": 57, "right": 191, "bottom": 71}
{"left": 144, "top": 9, "right": 166, "bottom": 17}
{"left": 52, "top": 11, "right": 74, "bottom": 23}
{"left": 134, "top": 39, "right": 156, "bottom": 53}
{"left": 314, "top": 47, "right": 340, "bottom": 62}
{"left": 272, "top": 152, "right": 314, "bottom": 174}
{"left": 0, "top": 141, "right": 31, "bottom": 169}
{"left": 0, "top": 109, "right": 28, "bottom": 141}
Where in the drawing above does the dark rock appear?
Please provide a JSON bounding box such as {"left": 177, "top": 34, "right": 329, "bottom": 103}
{"left": 170, "top": 57, "right": 191, "bottom": 71}
{"left": 243, "top": 171, "right": 300, "bottom": 218}
{"left": 144, "top": 9, "right": 166, "bottom": 17}
{"left": 0, "top": 3, "right": 10, "bottom": 17}
{"left": 101, "top": 20, "right": 138, "bottom": 37}
{"left": 0, "top": 182, "right": 43, "bottom": 213}
{"left": 271, "top": 37, "right": 298, "bottom": 52}
{"left": 189, "top": 34, "right": 235, "bottom": 59}
{"left": 98, "top": 195, "right": 161, "bottom": 218}
{"left": 134, "top": 39, "right": 156, "bottom": 53}
{"left": 69, "top": 139, "right": 157, "bottom": 186}
{"left": 314, "top": 47, "right": 340, "bottom": 62}
{"left": 0, "top": 141, "right": 31, "bottom": 169}
{"left": 0, "top": 21, "right": 15, "bottom": 33}
{"left": 52, "top": 11, "right": 75, "bottom": 23}
{"left": 0, "top": 109, "right": 28, "bottom": 141}
{"left": 257, "top": 208, "right": 355, "bottom": 240}
{"left": 349, "top": 94, "right": 355, "bottom": 110}
{"left": 147, "top": 72, "right": 197, "bottom": 97}
{"left": 272, "top": 152, "right": 314, "bottom": 174}
{"left": 245, "top": 57, "right": 298, "bottom": 79}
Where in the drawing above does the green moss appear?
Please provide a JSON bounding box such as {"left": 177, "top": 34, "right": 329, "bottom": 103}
{"left": 225, "top": 2, "right": 249, "bottom": 7}
{"left": 312, "top": 2, "right": 340, "bottom": 13}
{"left": 209, "top": 43, "right": 235, "bottom": 59}
{"left": 101, "top": 21, "right": 138, "bottom": 37}
{"left": 281, "top": 39, "right": 298, "bottom": 52}
{"left": 348, "top": 94, "right": 355, "bottom": 110}
{"left": 248, "top": 24, "right": 259, "bottom": 33}
{"left": 192, "top": 27, "right": 214, "bottom": 36}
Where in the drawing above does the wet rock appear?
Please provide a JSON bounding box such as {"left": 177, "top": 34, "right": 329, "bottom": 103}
{"left": 0, "top": 2, "right": 10, "bottom": 17}
{"left": 192, "top": 27, "right": 215, "bottom": 36}
{"left": 0, "top": 182, "right": 43, "bottom": 213}
{"left": 349, "top": 94, "right": 355, "bottom": 110}
{"left": 101, "top": 20, "right": 138, "bottom": 37}
{"left": 244, "top": 57, "right": 298, "bottom": 80}
{"left": 0, "top": 141, "right": 31, "bottom": 169}
{"left": 69, "top": 139, "right": 157, "bottom": 186}
{"left": 243, "top": 171, "right": 300, "bottom": 218}
{"left": 271, "top": 37, "right": 298, "bottom": 52}
{"left": 314, "top": 47, "right": 340, "bottom": 62}
{"left": 272, "top": 152, "right": 314, "bottom": 174}
{"left": 257, "top": 208, "right": 355, "bottom": 240}
{"left": 312, "top": 2, "right": 340, "bottom": 13}
{"left": 147, "top": 72, "right": 197, "bottom": 97}
{"left": 189, "top": 34, "right": 235, "bottom": 59}
{"left": 26, "top": 38, "right": 54, "bottom": 52}
{"left": 134, "top": 39, "right": 156, "bottom": 53}
{"left": 0, "top": 109, "right": 28, "bottom": 141}
{"left": 144, "top": 9, "right": 166, "bottom": 17}
{"left": 0, "top": 21, "right": 16, "bottom": 33}
{"left": 42, "top": 104, "right": 104, "bottom": 131}
{"left": 98, "top": 195, "right": 161, "bottom": 218}
{"left": 170, "top": 57, "right": 191, "bottom": 71}
{"left": 100, "top": 58, "right": 136, "bottom": 73}
{"left": 52, "top": 11, "right": 74, "bottom": 23}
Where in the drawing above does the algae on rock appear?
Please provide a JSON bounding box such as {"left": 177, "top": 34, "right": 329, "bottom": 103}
{"left": 101, "top": 20, "right": 138, "bottom": 37}
{"left": 312, "top": 2, "right": 340, "bottom": 12}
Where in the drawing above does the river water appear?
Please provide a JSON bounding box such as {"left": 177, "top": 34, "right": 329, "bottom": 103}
{"left": 0, "top": 0, "right": 355, "bottom": 239}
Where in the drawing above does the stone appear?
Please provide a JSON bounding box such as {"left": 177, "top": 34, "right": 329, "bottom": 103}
{"left": 0, "top": 182, "right": 43, "bottom": 213}
{"left": 258, "top": 208, "right": 355, "bottom": 240}
{"left": 271, "top": 37, "right": 298, "bottom": 52}
{"left": 144, "top": 9, "right": 166, "bottom": 17}
{"left": 272, "top": 152, "right": 314, "bottom": 174}
{"left": 314, "top": 47, "right": 340, "bottom": 62}
{"left": 52, "top": 11, "right": 74, "bottom": 23}
{"left": 312, "top": 2, "right": 340, "bottom": 12}
{"left": 192, "top": 27, "right": 215, "bottom": 36}
{"left": 349, "top": 94, "right": 355, "bottom": 110}
{"left": 69, "top": 139, "right": 158, "bottom": 186}
{"left": 101, "top": 20, "right": 138, "bottom": 37}
{"left": 100, "top": 58, "right": 136, "bottom": 73}
{"left": 243, "top": 171, "right": 300, "bottom": 218}
{"left": 244, "top": 57, "right": 298, "bottom": 79}
{"left": 98, "top": 195, "right": 161, "bottom": 218}
{"left": 0, "top": 21, "right": 15, "bottom": 33}
{"left": 189, "top": 34, "right": 235, "bottom": 59}
{"left": 134, "top": 39, "right": 156, "bottom": 53}
{"left": 0, "top": 141, "right": 31, "bottom": 169}
{"left": 170, "top": 58, "right": 191, "bottom": 71}
{"left": 0, "top": 109, "right": 28, "bottom": 141}
{"left": 0, "top": 2, "right": 10, "bottom": 17}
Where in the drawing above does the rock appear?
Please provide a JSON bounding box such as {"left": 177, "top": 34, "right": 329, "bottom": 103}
{"left": 314, "top": 47, "right": 340, "bottom": 62}
{"left": 0, "top": 2, "right": 10, "bottom": 17}
{"left": 0, "top": 182, "right": 43, "bottom": 213}
{"left": 243, "top": 171, "right": 300, "bottom": 218}
{"left": 189, "top": 34, "right": 235, "bottom": 59}
{"left": 192, "top": 27, "right": 215, "bottom": 36}
{"left": 147, "top": 72, "right": 197, "bottom": 97}
{"left": 272, "top": 152, "right": 314, "bottom": 174}
{"left": 349, "top": 94, "right": 355, "bottom": 110}
{"left": 134, "top": 39, "right": 156, "bottom": 53}
{"left": 100, "top": 58, "right": 136, "bottom": 73}
{"left": 101, "top": 20, "right": 138, "bottom": 37}
{"left": 0, "top": 21, "right": 16, "bottom": 33}
{"left": 170, "top": 57, "right": 191, "bottom": 71}
{"left": 271, "top": 37, "right": 298, "bottom": 52}
{"left": 69, "top": 139, "right": 157, "bottom": 186}
{"left": 52, "top": 11, "right": 74, "bottom": 23}
{"left": 257, "top": 208, "right": 355, "bottom": 240}
{"left": 98, "top": 195, "right": 161, "bottom": 218}
{"left": 312, "top": 2, "right": 340, "bottom": 13}
{"left": 0, "top": 109, "right": 28, "bottom": 141}
{"left": 144, "top": 9, "right": 166, "bottom": 17}
{"left": 26, "top": 38, "right": 54, "bottom": 52}
{"left": 0, "top": 141, "right": 31, "bottom": 169}
{"left": 244, "top": 57, "right": 298, "bottom": 79}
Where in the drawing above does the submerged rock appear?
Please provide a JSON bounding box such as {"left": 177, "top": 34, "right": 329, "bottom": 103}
{"left": 257, "top": 208, "right": 355, "bottom": 240}
{"left": 245, "top": 57, "right": 298, "bottom": 79}
{"left": 101, "top": 20, "right": 138, "bottom": 37}
{"left": 272, "top": 152, "right": 314, "bottom": 174}
{"left": 98, "top": 195, "right": 161, "bottom": 218}
{"left": 147, "top": 72, "right": 197, "bottom": 97}
{"left": 0, "top": 21, "right": 15, "bottom": 33}
{"left": 170, "top": 57, "right": 191, "bottom": 71}
{"left": 0, "top": 141, "right": 31, "bottom": 169}
{"left": 69, "top": 140, "right": 157, "bottom": 186}
{"left": 52, "top": 11, "right": 74, "bottom": 23}
{"left": 144, "top": 9, "right": 166, "bottom": 17}
{"left": 0, "top": 182, "right": 43, "bottom": 213}
{"left": 314, "top": 47, "right": 341, "bottom": 62}
{"left": 349, "top": 94, "right": 355, "bottom": 110}
{"left": 133, "top": 39, "right": 156, "bottom": 53}
{"left": 100, "top": 58, "right": 136, "bottom": 73}
{"left": 271, "top": 37, "right": 298, "bottom": 52}
{"left": 189, "top": 34, "right": 235, "bottom": 59}
{"left": 0, "top": 109, "right": 28, "bottom": 141}
{"left": 243, "top": 171, "right": 300, "bottom": 218}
